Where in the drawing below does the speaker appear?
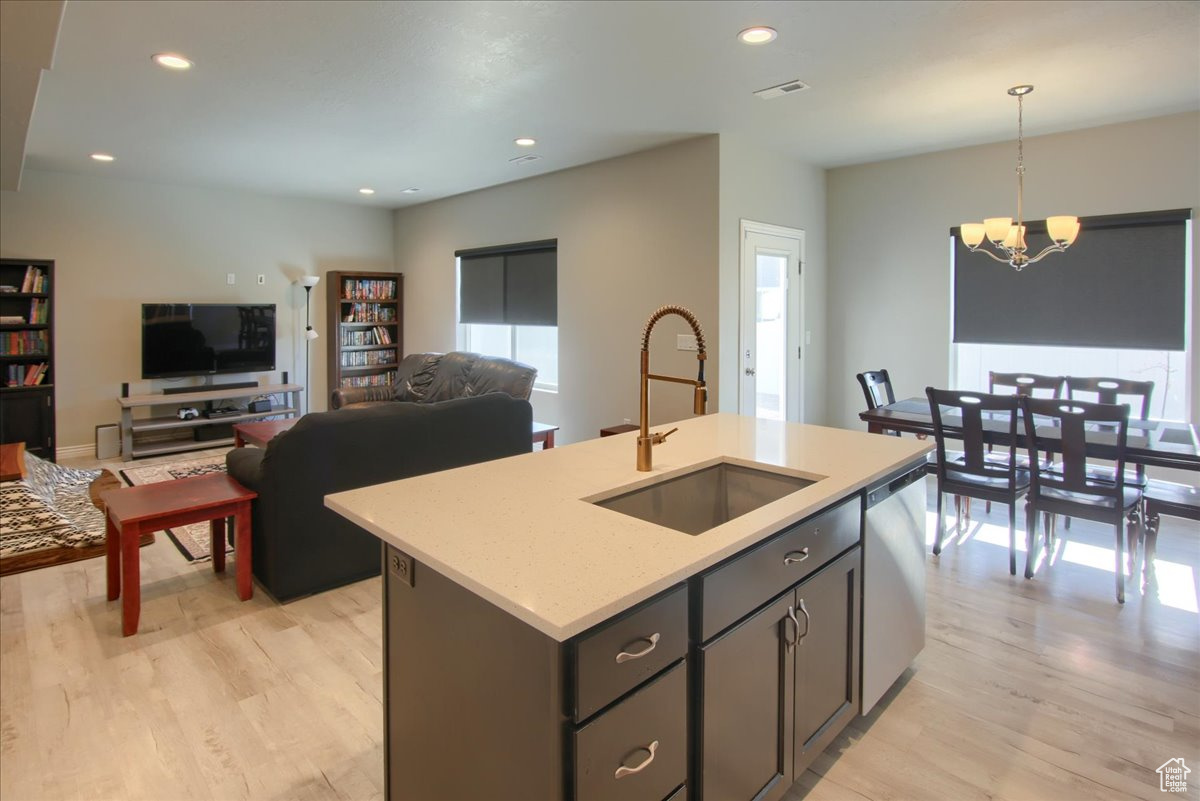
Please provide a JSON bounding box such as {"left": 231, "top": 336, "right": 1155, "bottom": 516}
{"left": 282, "top": 370, "right": 289, "bottom": 384}
{"left": 95, "top": 424, "right": 120, "bottom": 460}
{"left": 249, "top": 399, "right": 271, "bottom": 413}
{"left": 121, "top": 382, "right": 129, "bottom": 398}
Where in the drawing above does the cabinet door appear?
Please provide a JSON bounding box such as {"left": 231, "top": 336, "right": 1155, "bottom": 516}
{"left": 697, "top": 593, "right": 794, "bottom": 801}
{"left": 0, "top": 388, "right": 53, "bottom": 458}
{"left": 792, "top": 547, "right": 861, "bottom": 777}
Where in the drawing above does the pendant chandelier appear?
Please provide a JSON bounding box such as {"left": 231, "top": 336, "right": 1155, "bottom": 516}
{"left": 959, "top": 85, "right": 1079, "bottom": 272}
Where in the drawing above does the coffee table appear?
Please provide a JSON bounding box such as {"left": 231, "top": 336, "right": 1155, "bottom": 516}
{"left": 0, "top": 442, "right": 27, "bottom": 481}
{"left": 233, "top": 418, "right": 298, "bottom": 448}
{"left": 102, "top": 473, "right": 256, "bottom": 636}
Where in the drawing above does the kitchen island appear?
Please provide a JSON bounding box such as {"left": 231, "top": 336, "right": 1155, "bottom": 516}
{"left": 327, "top": 413, "right": 931, "bottom": 801}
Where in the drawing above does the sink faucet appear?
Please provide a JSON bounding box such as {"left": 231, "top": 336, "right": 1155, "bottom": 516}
{"left": 638, "top": 304, "right": 707, "bottom": 471}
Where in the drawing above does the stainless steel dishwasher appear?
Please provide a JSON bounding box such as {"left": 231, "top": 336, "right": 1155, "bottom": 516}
{"left": 861, "top": 462, "right": 927, "bottom": 714}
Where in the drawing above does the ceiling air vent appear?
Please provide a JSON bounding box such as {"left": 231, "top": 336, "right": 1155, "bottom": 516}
{"left": 753, "top": 79, "right": 810, "bottom": 100}
{"left": 509, "top": 154, "right": 542, "bottom": 165}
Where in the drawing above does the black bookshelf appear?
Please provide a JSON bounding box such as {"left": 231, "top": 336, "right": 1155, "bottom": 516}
{"left": 0, "top": 258, "right": 55, "bottom": 459}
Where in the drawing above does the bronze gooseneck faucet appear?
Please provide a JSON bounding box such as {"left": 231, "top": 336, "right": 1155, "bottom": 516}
{"left": 638, "top": 305, "right": 707, "bottom": 471}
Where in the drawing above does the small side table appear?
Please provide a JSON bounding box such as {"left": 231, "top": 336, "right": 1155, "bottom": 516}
{"left": 600, "top": 424, "right": 639, "bottom": 437}
{"left": 532, "top": 421, "right": 559, "bottom": 450}
{"left": 101, "top": 474, "right": 257, "bottom": 636}
{"left": 233, "top": 418, "right": 299, "bottom": 448}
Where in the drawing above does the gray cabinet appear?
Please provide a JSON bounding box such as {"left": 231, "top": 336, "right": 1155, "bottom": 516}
{"left": 694, "top": 500, "right": 863, "bottom": 801}
{"left": 382, "top": 487, "right": 881, "bottom": 801}
{"left": 384, "top": 545, "right": 687, "bottom": 801}
{"left": 697, "top": 593, "right": 794, "bottom": 801}
{"left": 792, "top": 547, "right": 861, "bottom": 776}
{"left": 574, "top": 661, "right": 688, "bottom": 801}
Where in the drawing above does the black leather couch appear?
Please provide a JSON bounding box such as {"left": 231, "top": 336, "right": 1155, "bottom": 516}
{"left": 330, "top": 351, "right": 537, "bottom": 409}
{"left": 226, "top": 393, "right": 533, "bottom": 601}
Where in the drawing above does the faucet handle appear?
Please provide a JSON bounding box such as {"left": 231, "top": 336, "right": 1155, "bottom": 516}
{"left": 652, "top": 427, "right": 679, "bottom": 445}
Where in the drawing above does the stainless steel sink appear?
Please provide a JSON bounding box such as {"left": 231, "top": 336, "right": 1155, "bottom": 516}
{"left": 591, "top": 462, "right": 818, "bottom": 535}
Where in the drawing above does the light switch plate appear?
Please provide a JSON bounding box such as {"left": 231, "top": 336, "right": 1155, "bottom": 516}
{"left": 677, "top": 334, "right": 698, "bottom": 351}
{"left": 226, "top": 273, "right": 235, "bottom": 285}
{"left": 257, "top": 274, "right": 265, "bottom": 285}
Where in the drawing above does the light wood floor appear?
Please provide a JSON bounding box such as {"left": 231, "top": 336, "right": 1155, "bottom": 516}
{"left": 2, "top": 453, "right": 1197, "bottom": 801}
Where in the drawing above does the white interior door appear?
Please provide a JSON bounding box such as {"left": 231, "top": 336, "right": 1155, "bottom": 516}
{"left": 740, "top": 221, "right": 804, "bottom": 421}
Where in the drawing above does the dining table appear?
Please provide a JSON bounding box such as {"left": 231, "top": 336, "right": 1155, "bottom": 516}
{"left": 859, "top": 397, "right": 1200, "bottom": 473}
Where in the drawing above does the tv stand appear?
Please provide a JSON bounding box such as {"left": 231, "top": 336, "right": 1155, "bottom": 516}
{"left": 118, "top": 383, "right": 303, "bottom": 459}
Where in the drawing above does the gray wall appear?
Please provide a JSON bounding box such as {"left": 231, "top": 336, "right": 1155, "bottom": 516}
{"left": 394, "top": 136, "right": 720, "bottom": 446}
{"left": 827, "top": 111, "right": 1200, "bottom": 432}
{"left": 0, "top": 169, "right": 394, "bottom": 451}
{"left": 718, "top": 135, "right": 828, "bottom": 424}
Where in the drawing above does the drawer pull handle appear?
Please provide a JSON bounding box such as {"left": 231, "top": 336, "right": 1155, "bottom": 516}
{"left": 797, "top": 598, "right": 811, "bottom": 644}
{"left": 616, "top": 632, "right": 661, "bottom": 663}
{"left": 783, "top": 548, "right": 810, "bottom": 565}
{"left": 614, "top": 740, "right": 659, "bottom": 779}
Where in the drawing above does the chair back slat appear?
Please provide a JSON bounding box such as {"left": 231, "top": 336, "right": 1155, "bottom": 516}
{"left": 1021, "top": 396, "right": 1130, "bottom": 502}
{"left": 926, "top": 388, "right": 1020, "bottom": 486}
{"left": 959, "top": 404, "right": 987, "bottom": 470}
{"left": 989, "top": 372, "right": 1065, "bottom": 399}
{"left": 1066, "top": 376, "right": 1153, "bottom": 420}
{"left": 857, "top": 369, "right": 896, "bottom": 410}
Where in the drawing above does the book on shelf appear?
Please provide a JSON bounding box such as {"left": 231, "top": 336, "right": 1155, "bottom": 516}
{"left": 18, "top": 266, "right": 47, "bottom": 294}
{"left": 341, "top": 277, "right": 397, "bottom": 301}
{"left": 4, "top": 362, "right": 48, "bottom": 386}
{"left": 25, "top": 362, "right": 47, "bottom": 385}
{"left": 0, "top": 316, "right": 26, "bottom": 324}
{"left": 341, "top": 371, "right": 396, "bottom": 388}
{"left": 1, "top": 330, "right": 48, "bottom": 355}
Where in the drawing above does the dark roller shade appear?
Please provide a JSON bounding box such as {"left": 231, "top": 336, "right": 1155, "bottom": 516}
{"left": 458, "top": 240, "right": 557, "bottom": 326}
{"left": 459, "top": 255, "right": 505, "bottom": 324}
{"left": 953, "top": 209, "right": 1189, "bottom": 350}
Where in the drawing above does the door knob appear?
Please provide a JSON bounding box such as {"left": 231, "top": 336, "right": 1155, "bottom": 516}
{"left": 745, "top": 367, "right": 756, "bottom": 376}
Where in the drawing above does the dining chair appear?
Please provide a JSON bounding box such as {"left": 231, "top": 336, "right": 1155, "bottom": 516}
{"left": 856, "top": 370, "right": 899, "bottom": 437}
{"left": 926, "top": 388, "right": 1029, "bottom": 575}
{"left": 989, "top": 371, "right": 1065, "bottom": 399}
{"left": 1019, "top": 396, "right": 1142, "bottom": 603}
{"left": 983, "top": 372, "right": 1065, "bottom": 512}
{"left": 1140, "top": 481, "right": 1200, "bottom": 588}
{"left": 1061, "top": 377, "right": 1154, "bottom": 530}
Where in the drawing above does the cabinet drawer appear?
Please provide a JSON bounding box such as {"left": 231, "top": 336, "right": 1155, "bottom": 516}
{"left": 697, "top": 494, "right": 860, "bottom": 642}
{"left": 573, "top": 585, "right": 687, "bottom": 722}
{"left": 574, "top": 661, "right": 687, "bottom": 801}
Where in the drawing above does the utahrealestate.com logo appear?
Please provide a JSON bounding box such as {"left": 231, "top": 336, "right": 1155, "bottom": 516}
{"left": 1157, "top": 758, "right": 1190, "bottom": 793}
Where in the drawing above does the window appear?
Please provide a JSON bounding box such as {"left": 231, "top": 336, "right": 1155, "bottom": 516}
{"left": 950, "top": 210, "right": 1192, "bottom": 420}
{"left": 456, "top": 240, "right": 558, "bottom": 392}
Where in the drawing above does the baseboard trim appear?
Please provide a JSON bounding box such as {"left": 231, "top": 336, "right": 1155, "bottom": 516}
{"left": 55, "top": 444, "right": 95, "bottom": 460}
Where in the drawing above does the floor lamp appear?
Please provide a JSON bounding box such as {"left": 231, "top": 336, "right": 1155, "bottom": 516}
{"left": 299, "top": 275, "right": 320, "bottom": 414}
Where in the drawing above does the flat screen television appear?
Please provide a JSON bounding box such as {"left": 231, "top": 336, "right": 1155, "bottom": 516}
{"left": 142, "top": 303, "right": 276, "bottom": 379}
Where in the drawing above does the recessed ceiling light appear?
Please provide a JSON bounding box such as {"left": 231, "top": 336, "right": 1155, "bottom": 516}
{"left": 152, "top": 53, "right": 193, "bottom": 70}
{"left": 738, "top": 26, "right": 778, "bottom": 45}
{"left": 514, "top": 137, "right": 537, "bottom": 147}
{"left": 358, "top": 187, "right": 375, "bottom": 195}
{"left": 401, "top": 188, "right": 420, "bottom": 194}
{"left": 90, "top": 153, "right": 115, "bottom": 162}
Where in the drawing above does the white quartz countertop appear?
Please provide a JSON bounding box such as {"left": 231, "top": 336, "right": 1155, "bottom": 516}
{"left": 326, "top": 413, "right": 931, "bottom": 642}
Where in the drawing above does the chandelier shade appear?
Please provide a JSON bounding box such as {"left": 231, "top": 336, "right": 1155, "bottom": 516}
{"left": 960, "top": 86, "right": 1078, "bottom": 271}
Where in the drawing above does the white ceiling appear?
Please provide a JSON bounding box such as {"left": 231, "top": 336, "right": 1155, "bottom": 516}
{"left": 20, "top": 0, "right": 1200, "bottom": 206}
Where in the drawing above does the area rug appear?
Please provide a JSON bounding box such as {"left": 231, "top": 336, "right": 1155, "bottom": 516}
{"left": 0, "top": 453, "right": 152, "bottom": 576}
{"left": 120, "top": 455, "right": 231, "bottom": 563}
